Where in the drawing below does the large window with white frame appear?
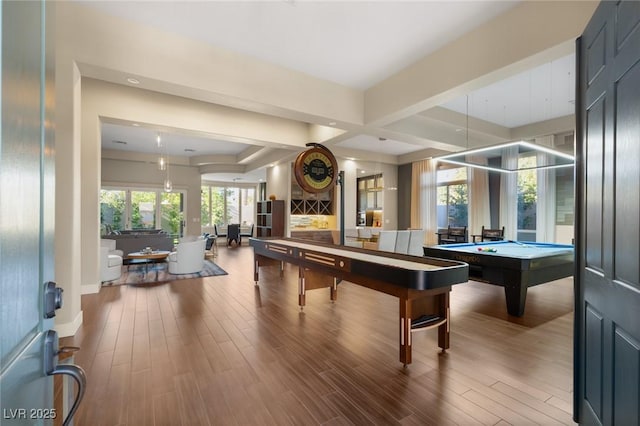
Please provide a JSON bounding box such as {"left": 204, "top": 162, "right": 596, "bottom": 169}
{"left": 436, "top": 167, "right": 468, "bottom": 228}
{"left": 100, "top": 187, "right": 186, "bottom": 240}
{"left": 201, "top": 184, "right": 256, "bottom": 227}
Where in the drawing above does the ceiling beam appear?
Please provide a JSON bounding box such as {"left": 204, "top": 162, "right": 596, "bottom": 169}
{"left": 364, "top": 1, "right": 597, "bottom": 127}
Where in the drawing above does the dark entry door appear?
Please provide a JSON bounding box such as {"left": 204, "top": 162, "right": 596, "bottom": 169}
{"left": 575, "top": 1, "right": 640, "bottom": 424}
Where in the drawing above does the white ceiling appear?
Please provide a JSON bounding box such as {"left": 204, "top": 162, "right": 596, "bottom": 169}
{"left": 84, "top": 1, "right": 517, "bottom": 90}
{"left": 87, "top": 1, "right": 577, "bottom": 183}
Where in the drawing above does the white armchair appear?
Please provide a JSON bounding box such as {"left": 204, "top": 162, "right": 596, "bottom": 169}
{"left": 101, "top": 246, "right": 122, "bottom": 282}
{"left": 167, "top": 238, "right": 206, "bottom": 274}
{"left": 100, "top": 238, "right": 124, "bottom": 257}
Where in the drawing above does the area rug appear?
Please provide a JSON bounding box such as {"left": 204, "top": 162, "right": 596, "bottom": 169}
{"left": 103, "top": 259, "right": 227, "bottom": 286}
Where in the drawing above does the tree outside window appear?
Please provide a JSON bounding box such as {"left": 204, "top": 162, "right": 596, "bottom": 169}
{"left": 100, "top": 189, "right": 125, "bottom": 233}
{"left": 517, "top": 155, "right": 537, "bottom": 233}
{"left": 437, "top": 167, "right": 468, "bottom": 228}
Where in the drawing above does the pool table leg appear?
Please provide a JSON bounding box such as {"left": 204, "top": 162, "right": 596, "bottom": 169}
{"left": 504, "top": 283, "right": 527, "bottom": 317}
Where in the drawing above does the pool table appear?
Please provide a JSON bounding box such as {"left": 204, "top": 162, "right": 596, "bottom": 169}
{"left": 423, "top": 240, "right": 574, "bottom": 316}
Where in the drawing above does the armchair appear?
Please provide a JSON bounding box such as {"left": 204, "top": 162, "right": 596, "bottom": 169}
{"left": 408, "top": 229, "right": 426, "bottom": 256}
{"left": 100, "top": 238, "right": 123, "bottom": 257}
{"left": 167, "top": 238, "right": 206, "bottom": 274}
{"left": 101, "top": 246, "right": 122, "bottom": 282}
{"left": 438, "top": 226, "right": 468, "bottom": 244}
{"left": 376, "top": 231, "right": 397, "bottom": 252}
{"left": 473, "top": 226, "right": 505, "bottom": 243}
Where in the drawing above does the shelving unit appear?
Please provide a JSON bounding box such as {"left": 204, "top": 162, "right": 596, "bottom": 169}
{"left": 291, "top": 181, "right": 334, "bottom": 215}
{"left": 256, "top": 200, "right": 284, "bottom": 238}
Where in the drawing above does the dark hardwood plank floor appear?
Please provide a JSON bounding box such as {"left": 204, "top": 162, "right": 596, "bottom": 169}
{"left": 60, "top": 244, "right": 575, "bottom": 425}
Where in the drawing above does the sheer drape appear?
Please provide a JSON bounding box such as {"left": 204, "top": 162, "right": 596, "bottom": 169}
{"left": 500, "top": 146, "right": 518, "bottom": 240}
{"left": 411, "top": 159, "right": 438, "bottom": 246}
{"left": 536, "top": 136, "right": 556, "bottom": 242}
{"left": 468, "top": 157, "right": 491, "bottom": 238}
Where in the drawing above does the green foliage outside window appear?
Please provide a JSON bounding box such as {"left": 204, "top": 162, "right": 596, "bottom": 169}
{"left": 517, "top": 156, "right": 537, "bottom": 230}
{"left": 161, "top": 192, "right": 182, "bottom": 238}
{"left": 100, "top": 190, "right": 125, "bottom": 233}
{"left": 131, "top": 191, "right": 157, "bottom": 229}
{"left": 437, "top": 167, "right": 468, "bottom": 227}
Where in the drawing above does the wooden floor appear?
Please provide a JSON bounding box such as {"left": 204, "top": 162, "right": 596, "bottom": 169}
{"left": 61, "top": 244, "right": 576, "bottom": 425}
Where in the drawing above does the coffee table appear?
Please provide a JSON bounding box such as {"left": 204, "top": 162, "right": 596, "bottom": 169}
{"left": 127, "top": 250, "right": 171, "bottom": 275}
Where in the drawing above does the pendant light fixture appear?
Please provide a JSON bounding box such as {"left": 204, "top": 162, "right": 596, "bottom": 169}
{"left": 157, "top": 133, "right": 166, "bottom": 171}
{"left": 161, "top": 133, "right": 172, "bottom": 192}
{"left": 436, "top": 90, "right": 574, "bottom": 173}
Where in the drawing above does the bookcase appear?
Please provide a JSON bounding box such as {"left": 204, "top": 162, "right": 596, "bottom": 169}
{"left": 256, "top": 200, "right": 284, "bottom": 238}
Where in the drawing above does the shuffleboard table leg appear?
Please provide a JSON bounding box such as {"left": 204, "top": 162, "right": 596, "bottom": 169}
{"left": 298, "top": 268, "right": 306, "bottom": 309}
{"left": 438, "top": 291, "right": 450, "bottom": 351}
{"left": 254, "top": 259, "right": 259, "bottom": 285}
{"left": 330, "top": 278, "right": 338, "bottom": 303}
{"left": 399, "top": 298, "right": 412, "bottom": 365}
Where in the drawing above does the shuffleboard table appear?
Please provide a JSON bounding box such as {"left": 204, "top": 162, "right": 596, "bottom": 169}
{"left": 249, "top": 237, "right": 468, "bottom": 366}
{"left": 423, "top": 240, "right": 574, "bottom": 316}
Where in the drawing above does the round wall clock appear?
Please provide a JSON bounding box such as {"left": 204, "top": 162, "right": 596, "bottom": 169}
{"left": 293, "top": 145, "right": 338, "bottom": 193}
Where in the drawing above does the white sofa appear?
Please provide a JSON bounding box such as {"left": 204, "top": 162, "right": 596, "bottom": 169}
{"left": 167, "top": 237, "right": 206, "bottom": 274}
{"left": 100, "top": 246, "right": 123, "bottom": 282}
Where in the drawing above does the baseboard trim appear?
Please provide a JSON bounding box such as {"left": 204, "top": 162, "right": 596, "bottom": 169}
{"left": 55, "top": 310, "right": 83, "bottom": 337}
{"left": 81, "top": 282, "right": 101, "bottom": 295}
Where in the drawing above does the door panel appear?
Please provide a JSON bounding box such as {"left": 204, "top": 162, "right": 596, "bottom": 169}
{"left": 0, "top": 0, "right": 54, "bottom": 421}
{"left": 585, "top": 97, "right": 604, "bottom": 271}
{"left": 577, "top": 1, "right": 640, "bottom": 425}
{"left": 613, "top": 61, "right": 640, "bottom": 286}
{"left": 0, "top": 0, "right": 43, "bottom": 365}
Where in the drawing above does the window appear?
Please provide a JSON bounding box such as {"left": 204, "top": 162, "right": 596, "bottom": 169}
{"left": 100, "top": 188, "right": 185, "bottom": 240}
{"left": 100, "top": 189, "right": 126, "bottom": 233}
{"left": 201, "top": 184, "right": 256, "bottom": 226}
{"left": 437, "top": 167, "right": 468, "bottom": 228}
{"left": 240, "top": 188, "right": 255, "bottom": 226}
{"left": 517, "top": 154, "right": 537, "bottom": 241}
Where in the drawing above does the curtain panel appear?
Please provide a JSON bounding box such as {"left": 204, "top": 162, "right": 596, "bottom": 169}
{"left": 411, "top": 159, "right": 438, "bottom": 246}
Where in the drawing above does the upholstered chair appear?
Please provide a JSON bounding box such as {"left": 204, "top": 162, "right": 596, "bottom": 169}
{"left": 100, "top": 246, "right": 123, "bottom": 282}
{"left": 408, "top": 229, "right": 426, "bottom": 256}
{"left": 377, "top": 231, "right": 397, "bottom": 252}
{"left": 394, "top": 230, "right": 411, "bottom": 255}
{"left": 167, "top": 237, "right": 206, "bottom": 274}
{"left": 100, "top": 238, "right": 124, "bottom": 257}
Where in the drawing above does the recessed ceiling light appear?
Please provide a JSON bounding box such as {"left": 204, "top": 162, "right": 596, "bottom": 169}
{"left": 455, "top": 128, "right": 463, "bottom": 132}
{"left": 259, "top": 179, "right": 263, "bottom": 182}
{"left": 184, "top": 148, "right": 196, "bottom": 153}
{"left": 126, "top": 77, "right": 140, "bottom": 84}
{"left": 346, "top": 157, "right": 355, "bottom": 161}
{"left": 360, "top": 170, "right": 366, "bottom": 174}
{"left": 132, "top": 123, "right": 140, "bottom": 127}
{"left": 329, "top": 121, "right": 337, "bottom": 126}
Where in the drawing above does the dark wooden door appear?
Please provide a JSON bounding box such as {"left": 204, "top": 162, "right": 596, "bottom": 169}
{"left": 575, "top": 1, "right": 640, "bottom": 424}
